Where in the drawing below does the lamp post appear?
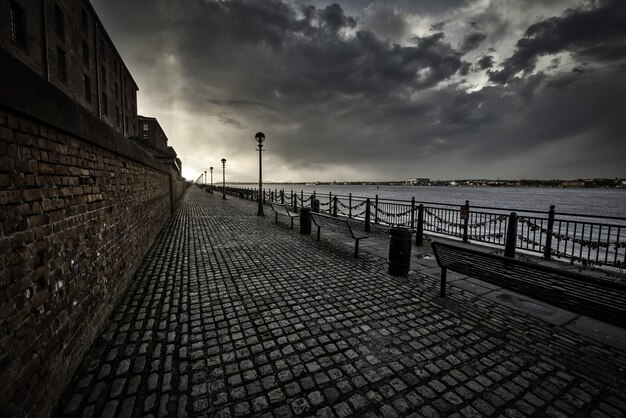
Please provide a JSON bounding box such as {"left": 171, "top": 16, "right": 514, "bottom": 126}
{"left": 210, "top": 166, "right": 213, "bottom": 192}
{"left": 221, "top": 158, "right": 226, "bottom": 200}
{"left": 204, "top": 170, "right": 207, "bottom": 186}
{"left": 255, "top": 132, "right": 265, "bottom": 216}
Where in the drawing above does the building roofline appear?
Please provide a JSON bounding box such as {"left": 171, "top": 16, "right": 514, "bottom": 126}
{"left": 137, "top": 115, "right": 158, "bottom": 121}
{"left": 85, "top": 0, "right": 139, "bottom": 91}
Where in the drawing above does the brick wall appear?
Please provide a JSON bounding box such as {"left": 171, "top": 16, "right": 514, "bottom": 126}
{"left": 0, "top": 51, "right": 189, "bottom": 417}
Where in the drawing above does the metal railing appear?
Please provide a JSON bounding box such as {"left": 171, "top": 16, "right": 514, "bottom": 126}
{"left": 210, "top": 185, "right": 626, "bottom": 269}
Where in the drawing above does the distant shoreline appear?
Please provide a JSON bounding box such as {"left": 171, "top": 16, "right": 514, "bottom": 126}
{"left": 222, "top": 179, "right": 626, "bottom": 189}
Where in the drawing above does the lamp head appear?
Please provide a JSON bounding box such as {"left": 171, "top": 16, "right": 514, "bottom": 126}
{"left": 255, "top": 132, "right": 265, "bottom": 144}
{"left": 221, "top": 158, "right": 226, "bottom": 165}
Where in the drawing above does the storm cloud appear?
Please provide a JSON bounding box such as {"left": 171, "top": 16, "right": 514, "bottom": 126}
{"left": 92, "top": 0, "right": 626, "bottom": 181}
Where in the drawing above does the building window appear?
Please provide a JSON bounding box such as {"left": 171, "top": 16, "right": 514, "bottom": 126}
{"left": 10, "top": 1, "right": 28, "bottom": 51}
{"left": 81, "top": 9, "right": 88, "bottom": 33}
{"left": 82, "top": 41, "right": 89, "bottom": 66}
{"left": 102, "top": 93, "right": 108, "bottom": 116}
{"left": 57, "top": 47, "right": 67, "bottom": 81}
{"left": 143, "top": 133, "right": 149, "bottom": 140}
{"left": 54, "top": 4, "right": 64, "bottom": 40}
{"left": 143, "top": 123, "right": 149, "bottom": 131}
{"left": 101, "top": 65, "right": 106, "bottom": 85}
{"left": 84, "top": 75, "right": 91, "bottom": 102}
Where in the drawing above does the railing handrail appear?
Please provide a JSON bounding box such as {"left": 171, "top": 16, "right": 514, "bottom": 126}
{"left": 219, "top": 185, "right": 626, "bottom": 222}
{"left": 218, "top": 184, "right": 625, "bottom": 269}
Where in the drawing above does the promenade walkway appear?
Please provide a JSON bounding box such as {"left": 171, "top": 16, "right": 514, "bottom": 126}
{"left": 55, "top": 186, "right": 626, "bottom": 417}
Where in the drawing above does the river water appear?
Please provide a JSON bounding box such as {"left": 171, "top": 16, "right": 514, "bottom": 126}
{"left": 248, "top": 184, "right": 626, "bottom": 219}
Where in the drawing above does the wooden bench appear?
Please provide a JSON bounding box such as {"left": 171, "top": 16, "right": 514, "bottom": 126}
{"left": 310, "top": 212, "right": 368, "bottom": 258}
{"left": 270, "top": 203, "right": 298, "bottom": 229}
{"left": 431, "top": 240, "right": 626, "bottom": 328}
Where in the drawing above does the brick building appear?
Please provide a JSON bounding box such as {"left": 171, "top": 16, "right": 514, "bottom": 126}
{"left": 1, "top": 0, "right": 138, "bottom": 136}
{"left": 135, "top": 115, "right": 182, "bottom": 173}
{"left": 137, "top": 115, "right": 168, "bottom": 151}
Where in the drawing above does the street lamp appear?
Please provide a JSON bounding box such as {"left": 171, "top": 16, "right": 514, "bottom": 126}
{"left": 221, "top": 158, "right": 226, "bottom": 200}
{"left": 210, "top": 166, "right": 213, "bottom": 192}
{"left": 204, "top": 170, "right": 207, "bottom": 186}
{"left": 255, "top": 132, "right": 265, "bottom": 216}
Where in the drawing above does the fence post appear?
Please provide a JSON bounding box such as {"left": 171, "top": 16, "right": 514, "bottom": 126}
{"left": 313, "top": 191, "right": 316, "bottom": 208}
{"left": 301, "top": 190, "right": 304, "bottom": 208}
{"left": 333, "top": 196, "right": 338, "bottom": 217}
{"left": 349, "top": 193, "right": 352, "bottom": 218}
{"left": 504, "top": 212, "right": 518, "bottom": 258}
{"left": 410, "top": 197, "right": 415, "bottom": 229}
{"left": 374, "top": 195, "right": 379, "bottom": 224}
{"left": 543, "top": 205, "right": 555, "bottom": 260}
{"left": 328, "top": 192, "right": 332, "bottom": 214}
{"left": 365, "top": 198, "right": 371, "bottom": 232}
{"left": 462, "top": 200, "right": 470, "bottom": 243}
{"left": 281, "top": 189, "right": 285, "bottom": 204}
{"left": 416, "top": 204, "right": 424, "bottom": 246}
{"left": 293, "top": 190, "right": 298, "bottom": 212}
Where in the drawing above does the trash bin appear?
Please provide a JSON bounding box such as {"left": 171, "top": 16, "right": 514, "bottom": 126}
{"left": 300, "top": 207, "right": 311, "bottom": 235}
{"left": 388, "top": 227, "right": 413, "bottom": 276}
{"left": 312, "top": 199, "right": 320, "bottom": 213}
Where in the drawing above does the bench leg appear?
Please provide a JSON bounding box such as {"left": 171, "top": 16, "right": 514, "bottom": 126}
{"left": 290, "top": 217, "right": 294, "bottom": 229}
{"left": 275, "top": 213, "right": 278, "bottom": 224}
{"left": 317, "top": 227, "right": 320, "bottom": 241}
{"left": 354, "top": 239, "right": 359, "bottom": 258}
{"left": 439, "top": 267, "right": 447, "bottom": 297}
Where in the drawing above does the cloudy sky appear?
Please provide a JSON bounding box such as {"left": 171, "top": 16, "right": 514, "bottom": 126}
{"left": 91, "top": 0, "right": 626, "bottom": 182}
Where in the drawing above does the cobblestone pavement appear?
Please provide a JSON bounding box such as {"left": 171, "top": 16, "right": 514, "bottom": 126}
{"left": 55, "top": 187, "right": 626, "bottom": 417}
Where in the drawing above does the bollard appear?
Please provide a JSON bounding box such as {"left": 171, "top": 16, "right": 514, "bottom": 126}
{"left": 388, "top": 227, "right": 413, "bottom": 276}
{"left": 312, "top": 199, "right": 320, "bottom": 213}
{"left": 504, "top": 212, "right": 518, "bottom": 258}
{"left": 300, "top": 207, "right": 311, "bottom": 235}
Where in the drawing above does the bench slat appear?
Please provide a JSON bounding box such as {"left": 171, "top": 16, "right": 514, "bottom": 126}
{"left": 310, "top": 212, "right": 368, "bottom": 257}
{"left": 432, "top": 241, "right": 626, "bottom": 328}
{"left": 270, "top": 203, "right": 298, "bottom": 229}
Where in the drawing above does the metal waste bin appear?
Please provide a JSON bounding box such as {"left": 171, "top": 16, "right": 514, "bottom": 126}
{"left": 300, "top": 207, "right": 311, "bottom": 235}
{"left": 388, "top": 227, "right": 413, "bottom": 276}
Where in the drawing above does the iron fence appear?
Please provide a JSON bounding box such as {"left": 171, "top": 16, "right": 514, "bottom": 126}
{"left": 215, "top": 185, "right": 626, "bottom": 269}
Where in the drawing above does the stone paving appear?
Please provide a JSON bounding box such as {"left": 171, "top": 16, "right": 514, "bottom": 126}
{"left": 54, "top": 186, "right": 626, "bottom": 417}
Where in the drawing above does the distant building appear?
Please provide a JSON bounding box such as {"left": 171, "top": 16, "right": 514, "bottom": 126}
{"left": 133, "top": 115, "right": 181, "bottom": 174}
{"left": 561, "top": 179, "right": 586, "bottom": 188}
{"left": 138, "top": 115, "right": 169, "bottom": 151}
{"left": 405, "top": 178, "right": 430, "bottom": 186}
{"left": 1, "top": 0, "right": 138, "bottom": 136}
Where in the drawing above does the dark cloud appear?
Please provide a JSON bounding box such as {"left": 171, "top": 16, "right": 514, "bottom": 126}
{"left": 91, "top": 0, "right": 626, "bottom": 181}
{"left": 476, "top": 55, "right": 494, "bottom": 70}
{"left": 320, "top": 3, "right": 356, "bottom": 31}
{"left": 489, "top": 0, "right": 626, "bottom": 84}
{"left": 460, "top": 32, "right": 487, "bottom": 53}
